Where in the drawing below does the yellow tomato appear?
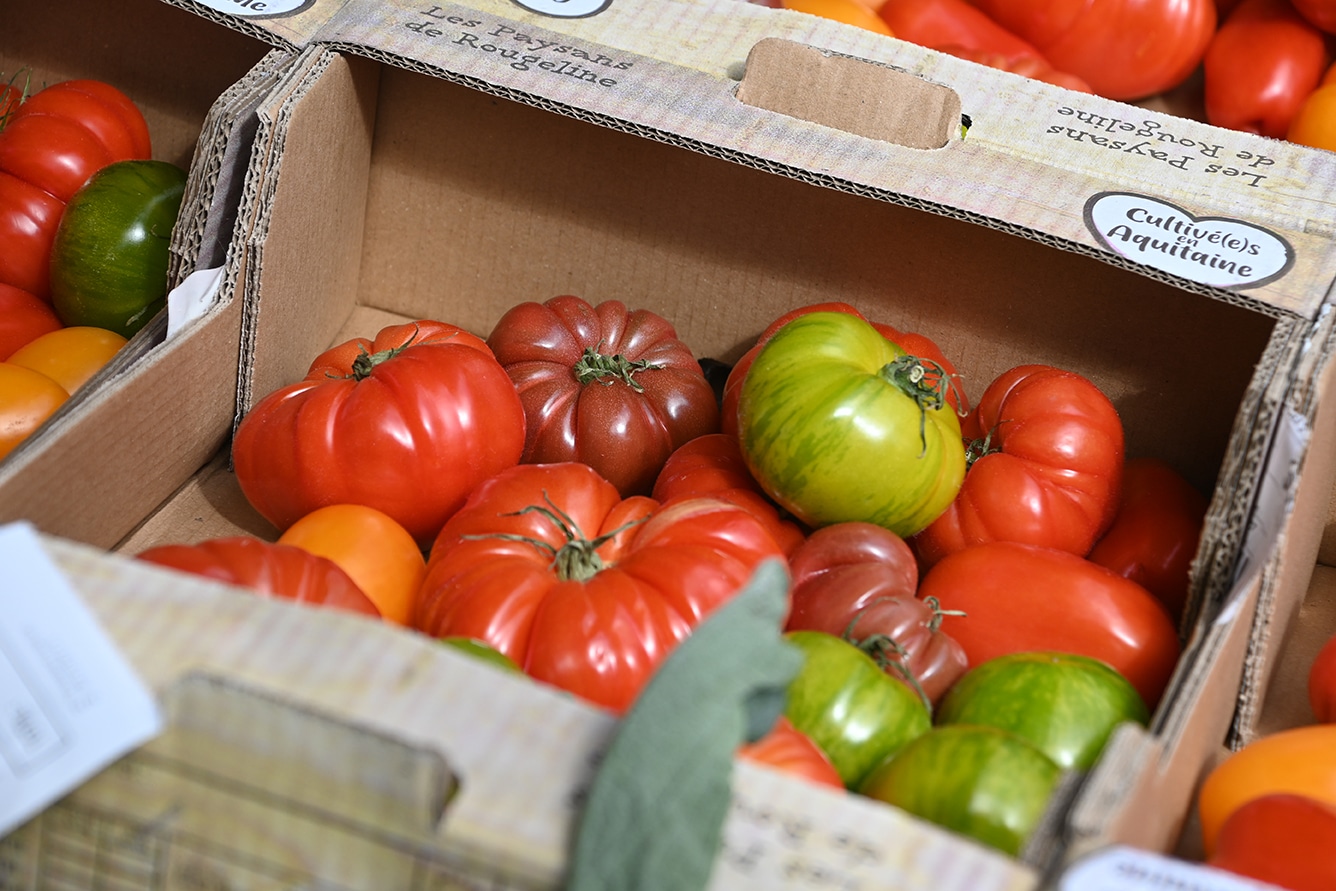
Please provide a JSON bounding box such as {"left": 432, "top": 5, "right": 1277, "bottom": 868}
{"left": 781, "top": 0, "right": 894, "bottom": 35}
{"left": 1287, "top": 82, "right": 1336, "bottom": 152}
{"left": 277, "top": 503, "right": 427, "bottom": 626}
{"left": 7, "top": 326, "right": 128, "bottom": 395}
{"left": 0, "top": 363, "right": 69, "bottom": 459}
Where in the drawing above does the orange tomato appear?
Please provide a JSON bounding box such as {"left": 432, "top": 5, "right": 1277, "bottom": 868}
{"left": 782, "top": 0, "right": 895, "bottom": 34}
{"left": 1287, "top": 65, "right": 1336, "bottom": 151}
{"left": 7, "top": 326, "right": 127, "bottom": 394}
{"left": 277, "top": 503, "right": 427, "bottom": 626}
{"left": 1197, "top": 724, "right": 1336, "bottom": 857}
{"left": 0, "top": 362, "right": 69, "bottom": 459}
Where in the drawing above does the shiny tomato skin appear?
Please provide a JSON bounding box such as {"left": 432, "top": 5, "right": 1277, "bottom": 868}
{"left": 233, "top": 320, "right": 526, "bottom": 548}
{"left": 1207, "top": 793, "right": 1336, "bottom": 891}
{"left": 1204, "top": 0, "right": 1331, "bottom": 138}
{"left": 932, "top": 44, "right": 1094, "bottom": 92}
{"left": 7, "top": 326, "right": 127, "bottom": 395}
{"left": 919, "top": 541, "right": 1181, "bottom": 709}
{"left": 652, "top": 432, "right": 806, "bottom": 555}
{"left": 783, "top": 629, "right": 932, "bottom": 788}
{"left": 858, "top": 724, "right": 1062, "bottom": 857}
{"left": 1293, "top": 0, "right": 1336, "bottom": 32}
{"left": 0, "top": 362, "right": 68, "bottom": 459}
{"left": 0, "top": 283, "right": 62, "bottom": 360}
{"left": 0, "top": 112, "right": 115, "bottom": 204}
{"left": 1197, "top": 724, "right": 1336, "bottom": 857}
{"left": 136, "top": 536, "right": 381, "bottom": 617}
{"left": 737, "top": 715, "right": 846, "bottom": 790}
{"left": 785, "top": 521, "right": 967, "bottom": 705}
{"left": 738, "top": 311, "right": 967, "bottom": 537}
{"left": 966, "top": 0, "right": 1217, "bottom": 101}
{"left": 0, "top": 171, "right": 65, "bottom": 299}
{"left": 1311, "top": 630, "right": 1336, "bottom": 723}
{"left": 914, "top": 364, "right": 1125, "bottom": 568}
{"left": 15, "top": 80, "right": 152, "bottom": 161}
{"left": 935, "top": 651, "right": 1149, "bottom": 771}
{"left": 486, "top": 295, "right": 720, "bottom": 498}
{"left": 1087, "top": 457, "right": 1208, "bottom": 623}
{"left": 878, "top": 0, "right": 1048, "bottom": 62}
{"left": 414, "top": 462, "right": 785, "bottom": 714}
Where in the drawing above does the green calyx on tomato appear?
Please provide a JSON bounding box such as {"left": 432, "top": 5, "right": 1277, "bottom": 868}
{"left": 49, "top": 159, "right": 187, "bottom": 337}
{"left": 573, "top": 343, "right": 663, "bottom": 392}
{"left": 737, "top": 311, "right": 967, "bottom": 537}
{"left": 468, "top": 493, "right": 649, "bottom": 583}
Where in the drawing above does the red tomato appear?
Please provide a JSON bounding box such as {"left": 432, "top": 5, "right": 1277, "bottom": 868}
{"left": 0, "top": 171, "right": 66, "bottom": 298}
{"left": 1204, "top": 0, "right": 1331, "bottom": 138}
{"left": 14, "top": 80, "right": 152, "bottom": 161}
{"left": 232, "top": 320, "right": 526, "bottom": 548}
{"left": 784, "top": 521, "right": 968, "bottom": 705}
{"left": 913, "top": 364, "right": 1125, "bottom": 569}
{"left": 1087, "top": 457, "right": 1208, "bottom": 623}
{"left": 1207, "top": 793, "right": 1336, "bottom": 891}
{"left": 878, "top": 0, "right": 1049, "bottom": 62}
{"left": 721, "top": 301, "right": 967, "bottom": 440}
{"left": 1311, "top": 630, "right": 1336, "bottom": 723}
{"left": 414, "top": 462, "right": 786, "bottom": 713}
{"left": 965, "top": 0, "right": 1218, "bottom": 101}
{"left": 933, "top": 44, "right": 1094, "bottom": 92}
{"left": 1198, "top": 724, "right": 1336, "bottom": 857}
{"left": 737, "top": 715, "right": 846, "bottom": 790}
{"left": 137, "top": 536, "right": 382, "bottom": 617}
{"left": 7, "top": 326, "right": 127, "bottom": 395}
{"left": 651, "top": 433, "right": 807, "bottom": 555}
{"left": 0, "top": 283, "right": 62, "bottom": 360}
{"left": 0, "top": 362, "right": 68, "bottom": 459}
{"left": 486, "top": 295, "right": 720, "bottom": 498}
{"left": 1292, "top": 0, "right": 1336, "bottom": 32}
{"left": 919, "top": 541, "right": 1181, "bottom": 708}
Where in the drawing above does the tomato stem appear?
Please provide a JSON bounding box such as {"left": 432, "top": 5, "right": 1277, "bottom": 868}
{"left": 573, "top": 342, "right": 663, "bottom": 393}
{"left": 880, "top": 356, "right": 961, "bottom": 456}
{"left": 345, "top": 326, "right": 421, "bottom": 381}
{"left": 0, "top": 68, "right": 33, "bottom": 133}
{"left": 964, "top": 422, "right": 1008, "bottom": 470}
{"left": 840, "top": 597, "right": 938, "bottom": 715}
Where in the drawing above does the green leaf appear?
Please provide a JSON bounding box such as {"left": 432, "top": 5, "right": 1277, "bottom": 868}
{"left": 565, "top": 558, "right": 800, "bottom": 891}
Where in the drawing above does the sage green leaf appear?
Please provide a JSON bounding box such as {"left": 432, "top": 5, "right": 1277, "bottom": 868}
{"left": 565, "top": 558, "right": 800, "bottom": 891}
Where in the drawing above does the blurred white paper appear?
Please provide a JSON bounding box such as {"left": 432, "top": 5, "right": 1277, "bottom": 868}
{"left": 165, "top": 265, "right": 225, "bottom": 339}
{"left": 0, "top": 522, "right": 162, "bottom": 838}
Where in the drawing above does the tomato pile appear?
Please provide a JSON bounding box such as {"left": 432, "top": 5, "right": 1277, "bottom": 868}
{"left": 750, "top": 0, "right": 1336, "bottom": 152}
{"left": 130, "top": 292, "right": 1211, "bottom": 859}
{"left": 0, "top": 71, "right": 187, "bottom": 459}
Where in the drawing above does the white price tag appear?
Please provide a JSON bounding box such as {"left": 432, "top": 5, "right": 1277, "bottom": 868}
{"left": 1060, "top": 846, "right": 1278, "bottom": 891}
{"left": 165, "top": 265, "right": 225, "bottom": 340}
{"left": 0, "top": 523, "right": 163, "bottom": 838}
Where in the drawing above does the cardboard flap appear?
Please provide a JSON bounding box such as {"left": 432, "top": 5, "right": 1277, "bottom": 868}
{"left": 736, "top": 38, "right": 960, "bottom": 150}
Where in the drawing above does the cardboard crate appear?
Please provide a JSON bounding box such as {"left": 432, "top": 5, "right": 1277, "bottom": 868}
{"left": 0, "top": 0, "right": 284, "bottom": 547}
{"left": 10, "top": 0, "right": 1336, "bottom": 887}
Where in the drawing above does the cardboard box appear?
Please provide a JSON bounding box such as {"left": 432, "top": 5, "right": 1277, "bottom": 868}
{"left": 11, "top": 0, "right": 1336, "bottom": 887}
{"left": 0, "top": 0, "right": 282, "bottom": 547}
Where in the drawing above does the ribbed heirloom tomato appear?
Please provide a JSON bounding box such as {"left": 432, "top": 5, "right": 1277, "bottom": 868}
{"left": 414, "top": 461, "right": 786, "bottom": 713}
{"left": 232, "top": 320, "right": 526, "bottom": 548}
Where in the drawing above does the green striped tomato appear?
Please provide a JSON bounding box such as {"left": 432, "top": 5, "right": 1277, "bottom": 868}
{"left": 736, "top": 311, "right": 966, "bottom": 537}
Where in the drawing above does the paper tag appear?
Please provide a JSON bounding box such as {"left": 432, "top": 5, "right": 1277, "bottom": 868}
{"left": 165, "top": 265, "right": 225, "bottom": 340}
{"left": 0, "top": 522, "right": 163, "bottom": 839}
{"left": 1060, "top": 846, "right": 1277, "bottom": 890}
{"left": 508, "top": 0, "right": 614, "bottom": 17}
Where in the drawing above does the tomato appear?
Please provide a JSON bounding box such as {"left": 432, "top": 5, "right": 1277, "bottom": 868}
{"left": 12, "top": 80, "right": 152, "bottom": 162}
{"left": 1203, "top": 0, "right": 1331, "bottom": 138}
{"left": 49, "top": 159, "right": 187, "bottom": 337}
{"left": 233, "top": 319, "right": 526, "bottom": 548}
{"left": 136, "top": 536, "right": 381, "bottom": 617}
{"left": 1287, "top": 61, "right": 1336, "bottom": 150}
{"left": 721, "top": 301, "right": 967, "bottom": 440}
{"left": 858, "top": 724, "right": 1062, "bottom": 856}
{"left": 782, "top": 629, "right": 932, "bottom": 787}
{"left": 1292, "top": 0, "right": 1336, "bottom": 32}
{"left": 485, "top": 295, "right": 720, "bottom": 498}
{"left": 7, "top": 326, "right": 127, "bottom": 395}
{"left": 1197, "top": 724, "right": 1336, "bottom": 857}
{"left": 964, "top": 0, "right": 1218, "bottom": 101}
{"left": 738, "top": 311, "right": 967, "bottom": 537}
{"left": 919, "top": 541, "right": 1181, "bottom": 709}
{"left": 784, "top": 521, "right": 967, "bottom": 705}
{"left": 439, "top": 636, "right": 524, "bottom": 673}
{"left": 1087, "top": 457, "right": 1208, "bottom": 623}
{"left": 651, "top": 433, "right": 807, "bottom": 556}
{"left": 1310, "top": 630, "right": 1336, "bottom": 723}
{"left": 933, "top": 44, "right": 1094, "bottom": 92}
{"left": 277, "top": 503, "right": 427, "bottom": 627}
{"left": 0, "top": 362, "right": 68, "bottom": 459}
{"left": 737, "top": 714, "right": 846, "bottom": 790}
{"left": 878, "top": 0, "right": 1049, "bottom": 63}
{"left": 1207, "top": 793, "right": 1336, "bottom": 891}
{"left": 414, "top": 462, "right": 785, "bottom": 714}
{"left": 913, "top": 364, "right": 1125, "bottom": 568}
{"left": 0, "top": 283, "right": 61, "bottom": 360}
{"left": 935, "top": 651, "right": 1148, "bottom": 771}
{"left": 781, "top": 0, "right": 896, "bottom": 33}
{"left": 0, "top": 111, "right": 116, "bottom": 205}
{"left": 0, "top": 171, "right": 65, "bottom": 299}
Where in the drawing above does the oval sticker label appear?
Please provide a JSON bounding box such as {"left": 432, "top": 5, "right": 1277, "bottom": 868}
{"left": 191, "top": 0, "right": 316, "bottom": 17}
{"left": 1084, "top": 192, "right": 1294, "bottom": 291}
{"left": 509, "top": 0, "right": 612, "bottom": 17}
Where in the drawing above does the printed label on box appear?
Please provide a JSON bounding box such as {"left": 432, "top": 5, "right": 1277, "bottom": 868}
{"left": 0, "top": 523, "right": 162, "bottom": 839}
{"left": 508, "top": 0, "right": 613, "bottom": 17}
{"left": 1060, "top": 845, "right": 1275, "bottom": 890}
{"left": 190, "top": 0, "right": 317, "bottom": 17}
